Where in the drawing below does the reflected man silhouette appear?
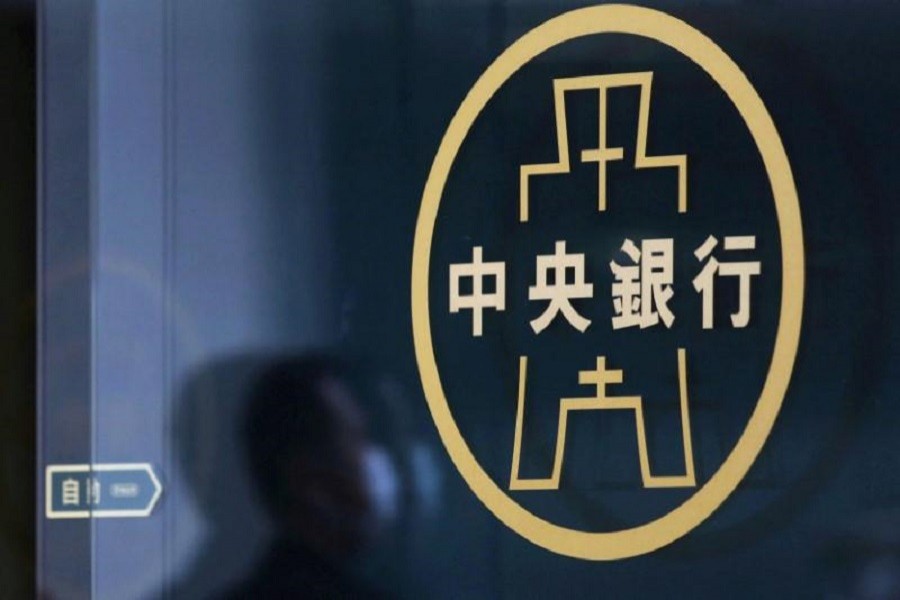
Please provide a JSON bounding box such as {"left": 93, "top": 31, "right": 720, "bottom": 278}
{"left": 224, "top": 355, "right": 389, "bottom": 599}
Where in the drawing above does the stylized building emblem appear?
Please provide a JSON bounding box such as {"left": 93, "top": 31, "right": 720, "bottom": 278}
{"left": 412, "top": 5, "right": 803, "bottom": 560}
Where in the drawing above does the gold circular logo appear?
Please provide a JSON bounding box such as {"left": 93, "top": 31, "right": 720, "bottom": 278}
{"left": 412, "top": 4, "right": 803, "bottom": 560}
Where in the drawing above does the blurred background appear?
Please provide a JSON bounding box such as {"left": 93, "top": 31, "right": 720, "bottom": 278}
{"left": 32, "top": 0, "right": 900, "bottom": 598}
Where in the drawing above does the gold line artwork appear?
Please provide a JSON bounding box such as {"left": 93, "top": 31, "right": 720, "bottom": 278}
{"left": 519, "top": 72, "right": 688, "bottom": 222}
{"left": 509, "top": 349, "right": 696, "bottom": 491}
{"left": 413, "top": 5, "right": 803, "bottom": 559}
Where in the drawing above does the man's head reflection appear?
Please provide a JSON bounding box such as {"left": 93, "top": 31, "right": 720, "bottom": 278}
{"left": 228, "top": 355, "right": 389, "bottom": 598}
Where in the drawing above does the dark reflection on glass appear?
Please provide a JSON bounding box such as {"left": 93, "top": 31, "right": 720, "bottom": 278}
{"left": 166, "top": 353, "right": 439, "bottom": 599}
{"left": 226, "top": 355, "right": 389, "bottom": 598}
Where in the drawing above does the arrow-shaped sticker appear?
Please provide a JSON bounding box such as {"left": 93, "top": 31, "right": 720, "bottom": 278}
{"left": 45, "top": 463, "right": 163, "bottom": 519}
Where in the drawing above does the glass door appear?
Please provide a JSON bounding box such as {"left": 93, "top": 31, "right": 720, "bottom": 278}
{"left": 37, "top": 1, "right": 900, "bottom": 598}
